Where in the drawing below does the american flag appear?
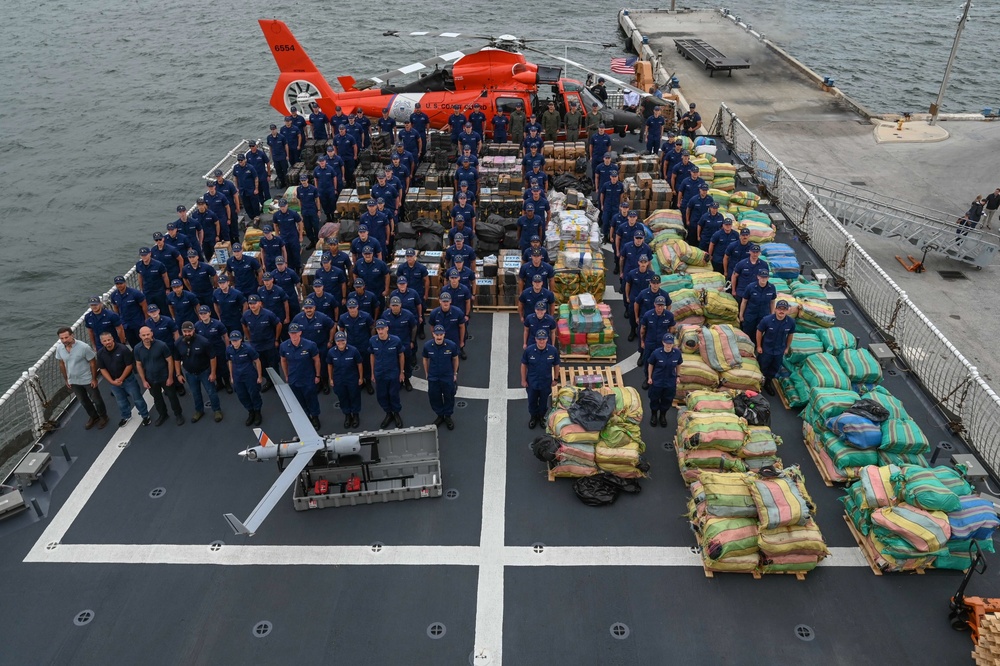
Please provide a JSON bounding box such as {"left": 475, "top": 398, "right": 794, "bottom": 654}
{"left": 610, "top": 56, "right": 637, "bottom": 75}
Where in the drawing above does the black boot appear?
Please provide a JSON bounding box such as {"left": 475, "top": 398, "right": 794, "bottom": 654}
{"left": 380, "top": 412, "right": 393, "bottom": 428}
{"left": 393, "top": 412, "right": 403, "bottom": 428}
{"left": 245, "top": 411, "right": 255, "bottom": 427}
{"left": 649, "top": 411, "right": 657, "bottom": 427}
{"left": 627, "top": 328, "right": 636, "bottom": 342}
{"left": 658, "top": 410, "right": 668, "bottom": 427}
{"left": 365, "top": 380, "right": 374, "bottom": 395}
{"left": 253, "top": 410, "right": 262, "bottom": 426}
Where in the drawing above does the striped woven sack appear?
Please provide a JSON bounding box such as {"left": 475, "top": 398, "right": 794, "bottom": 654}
{"left": 948, "top": 495, "right": 1000, "bottom": 540}
{"left": 685, "top": 390, "right": 736, "bottom": 413}
{"left": 722, "top": 325, "right": 756, "bottom": 358}
{"left": 546, "top": 409, "right": 601, "bottom": 444}
{"left": 799, "top": 387, "right": 858, "bottom": 425}
{"left": 699, "top": 471, "right": 758, "bottom": 518}
{"left": 736, "top": 219, "right": 775, "bottom": 244}
{"left": 713, "top": 177, "right": 736, "bottom": 193}
{"left": 934, "top": 538, "right": 997, "bottom": 571}
{"left": 757, "top": 521, "right": 829, "bottom": 558}
{"left": 929, "top": 466, "right": 973, "bottom": 496}
{"left": 669, "top": 289, "right": 705, "bottom": 322}
{"left": 703, "top": 291, "right": 739, "bottom": 324}
{"left": 858, "top": 463, "right": 901, "bottom": 508}
{"left": 730, "top": 191, "right": 760, "bottom": 207}
{"left": 861, "top": 386, "right": 909, "bottom": 420}
{"left": 550, "top": 462, "right": 598, "bottom": 478}
{"left": 677, "top": 324, "right": 702, "bottom": 353}
{"left": 841, "top": 482, "right": 872, "bottom": 533}
{"left": 660, "top": 273, "right": 693, "bottom": 294}
{"left": 759, "top": 242, "right": 796, "bottom": 258}
{"left": 880, "top": 418, "right": 930, "bottom": 455}
{"left": 670, "top": 238, "right": 710, "bottom": 267}
{"left": 786, "top": 333, "right": 823, "bottom": 366}
{"left": 699, "top": 326, "right": 742, "bottom": 372}
{"left": 814, "top": 327, "right": 857, "bottom": 354}
{"left": 744, "top": 456, "right": 781, "bottom": 471}
{"left": 838, "top": 348, "right": 883, "bottom": 384}
{"left": 800, "top": 354, "right": 852, "bottom": 391}
{"left": 871, "top": 503, "right": 951, "bottom": 553}
{"left": 677, "top": 449, "right": 748, "bottom": 484}
{"left": 719, "top": 357, "right": 763, "bottom": 392}
{"left": 555, "top": 443, "right": 596, "bottom": 464}
{"left": 797, "top": 299, "right": 836, "bottom": 329}
{"left": 760, "top": 553, "right": 822, "bottom": 573}
{"left": 823, "top": 434, "right": 880, "bottom": 469}
{"left": 677, "top": 353, "right": 719, "bottom": 388}
{"left": 707, "top": 188, "right": 731, "bottom": 206}
{"left": 739, "top": 426, "right": 780, "bottom": 459}
{"left": 777, "top": 376, "right": 805, "bottom": 408}
{"left": 789, "top": 279, "right": 827, "bottom": 301}
{"left": 737, "top": 210, "right": 771, "bottom": 224}
{"left": 678, "top": 412, "right": 748, "bottom": 452}
{"left": 691, "top": 272, "right": 726, "bottom": 293}
{"left": 811, "top": 437, "right": 849, "bottom": 484}
{"left": 656, "top": 243, "right": 685, "bottom": 274}
{"left": 767, "top": 256, "right": 800, "bottom": 282}
{"left": 900, "top": 465, "right": 962, "bottom": 512}
{"left": 595, "top": 441, "right": 641, "bottom": 466}
{"left": 877, "top": 450, "right": 928, "bottom": 467}
{"left": 607, "top": 387, "right": 643, "bottom": 425}
{"left": 702, "top": 516, "right": 760, "bottom": 560}
{"left": 701, "top": 551, "right": 760, "bottom": 572}
{"left": 750, "top": 476, "right": 811, "bottom": 529}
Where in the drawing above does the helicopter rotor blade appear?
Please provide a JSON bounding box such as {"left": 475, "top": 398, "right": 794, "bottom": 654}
{"left": 521, "top": 38, "right": 617, "bottom": 47}
{"left": 384, "top": 30, "right": 494, "bottom": 40}
{"left": 521, "top": 46, "right": 664, "bottom": 101}
{"left": 355, "top": 50, "right": 468, "bottom": 89}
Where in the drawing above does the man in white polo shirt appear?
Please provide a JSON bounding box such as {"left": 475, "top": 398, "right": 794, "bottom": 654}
{"left": 55, "top": 326, "right": 109, "bottom": 430}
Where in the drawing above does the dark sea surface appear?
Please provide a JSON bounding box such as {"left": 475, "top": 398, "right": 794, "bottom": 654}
{"left": 0, "top": 0, "right": 995, "bottom": 388}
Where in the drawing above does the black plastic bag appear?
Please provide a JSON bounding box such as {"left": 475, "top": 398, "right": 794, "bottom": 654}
{"left": 531, "top": 435, "right": 560, "bottom": 463}
{"left": 846, "top": 399, "right": 890, "bottom": 423}
{"left": 415, "top": 233, "right": 443, "bottom": 251}
{"left": 566, "top": 389, "right": 616, "bottom": 432}
{"left": 733, "top": 392, "right": 771, "bottom": 426}
{"left": 573, "top": 473, "right": 621, "bottom": 506}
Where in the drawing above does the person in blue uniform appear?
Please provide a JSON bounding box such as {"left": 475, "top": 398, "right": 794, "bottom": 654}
{"left": 450, "top": 256, "right": 476, "bottom": 291}
{"left": 756, "top": 300, "right": 796, "bottom": 396}
{"left": 369, "top": 320, "right": 405, "bottom": 429}
{"left": 232, "top": 154, "right": 261, "bottom": 224}
{"left": 614, "top": 210, "right": 642, "bottom": 274}
{"left": 440, "top": 269, "right": 472, "bottom": 348}
{"left": 607, "top": 201, "right": 632, "bottom": 255}
{"left": 211, "top": 168, "right": 241, "bottom": 240}
{"left": 271, "top": 256, "right": 301, "bottom": 318}
{"left": 203, "top": 180, "right": 234, "bottom": 243}
{"left": 327, "top": 331, "right": 363, "bottom": 428}
{"left": 390, "top": 275, "right": 424, "bottom": 335}
{"left": 378, "top": 107, "right": 396, "bottom": 143}
{"left": 677, "top": 166, "right": 706, "bottom": 212}
{"left": 272, "top": 198, "right": 304, "bottom": 275}
{"left": 144, "top": 304, "right": 179, "bottom": 356}
{"left": 633, "top": 274, "right": 670, "bottom": 325}
{"left": 389, "top": 154, "right": 411, "bottom": 200}
{"left": 522, "top": 300, "right": 557, "bottom": 349}
{"left": 84, "top": 295, "right": 124, "bottom": 350}
{"left": 323, "top": 145, "right": 346, "bottom": 197}
{"left": 258, "top": 273, "right": 290, "bottom": 334}
{"left": 457, "top": 122, "right": 482, "bottom": 157}
{"left": 646, "top": 333, "right": 683, "bottom": 427}
{"left": 639, "top": 296, "right": 676, "bottom": 379}
{"left": 333, "top": 124, "right": 358, "bottom": 185}
{"left": 384, "top": 296, "right": 417, "bottom": 391}
{"left": 190, "top": 198, "right": 221, "bottom": 260}
{"left": 724, "top": 228, "right": 753, "bottom": 278}
{"left": 182, "top": 250, "right": 218, "bottom": 306}
{"left": 314, "top": 253, "right": 347, "bottom": 311}
{"left": 371, "top": 173, "right": 400, "bottom": 223}
{"left": 279, "top": 323, "right": 322, "bottom": 428}
{"left": 444, "top": 233, "right": 476, "bottom": 270}
{"left": 366, "top": 200, "right": 394, "bottom": 252}
{"left": 687, "top": 186, "right": 716, "bottom": 247}
{"left": 289, "top": 105, "right": 308, "bottom": 139}
{"left": 391, "top": 142, "right": 416, "bottom": 179}
{"left": 447, "top": 105, "right": 466, "bottom": 145}
{"left": 308, "top": 102, "right": 330, "bottom": 142}
{"left": 225, "top": 243, "right": 261, "bottom": 296}
{"left": 593, "top": 152, "right": 616, "bottom": 193}
{"left": 166, "top": 218, "right": 199, "bottom": 260}
{"left": 731, "top": 245, "right": 769, "bottom": 302}
{"left": 330, "top": 105, "right": 350, "bottom": 131}
{"left": 280, "top": 115, "right": 303, "bottom": 165}
{"left": 226, "top": 330, "right": 263, "bottom": 426}
{"left": 669, "top": 153, "right": 697, "bottom": 208}
{"left": 241, "top": 294, "right": 282, "bottom": 392}
{"left": 521, "top": 329, "right": 560, "bottom": 429}
{"left": 245, "top": 141, "right": 271, "bottom": 206}
{"left": 455, "top": 157, "right": 478, "bottom": 196}
{"left": 309, "top": 280, "right": 340, "bottom": 324}
{"left": 589, "top": 122, "right": 611, "bottom": 168}
{"left": 349, "top": 278, "right": 380, "bottom": 321}
{"left": 109, "top": 275, "right": 147, "bottom": 347}
{"left": 515, "top": 203, "right": 543, "bottom": 250}
{"left": 294, "top": 173, "right": 321, "bottom": 248}
{"left": 644, "top": 104, "right": 666, "bottom": 154}
{"left": 350, "top": 225, "right": 383, "bottom": 262}
{"left": 707, "top": 217, "right": 739, "bottom": 274}
{"left": 326, "top": 242, "right": 352, "bottom": 278}
{"left": 338, "top": 298, "right": 375, "bottom": 394}
{"left": 345, "top": 113, "right": 365, "bottom": 150}
{"left": 491, "top": 110, "right": 509, "bottom": 143}
{"left": 599, "top": 169, "right": 625, "bottom": 242}
{"left": 524, "top": 112, "right": 542, "bottom": 136}
{"left": 151, "top": 232, "right": 183, "bottom": 283}
{"left": 660, "top": 138, "right": 684, "bottom": 180}
{"left": 354, "top": 247, "right": 390, "bottom": 304}
{"left": 422, "top": 324, "right": 460, "bottom": 430}
{"left": 522, "top": 143, "right": 544, "bottom": 174}
{"left": 680, "top": 102, "right": 702, "bottom": 140}
{"left": 213, "top": 274, "right": 246, "bottom": 333}
{"left": 525, "top": 162, "right": 548, "bottom": 193}
{"left": 409, "top": 102, "right": 429, "bottom": 158}
{"left": 174, "top": 321, "right": 223, "bottom": 423}
{"left": 624, "top": 254, "right": 654, "bottom": 341}
{"left": 266, "top": 123, "right": 290, "bottom": 189}
{"left": 518, "top": 275, "right": 556, "bottom": 322}
{"left": 427, "top": 292, "right": 464, "bottom": 356}
{"left": 312, "top": 154, "right": 339, "bottom": 224}
{"left": 524, "top": 187, "right": 551, "bottom": 226}
{"left": 167, "top": 279, "right": 199, "bottom": 329}
{"left": 468, "top": 103, "right": 486, "bottom": 136}
{"left": 354, "top": 109, "right": 372, "bottom": 148}
{"left": 521, "top": 235, "right": 550, "bottom": 265}
{"left": 398, "top": 119, "right": 422, "bottom": 159}
{"left": 518, "top": 249, "right": 555, "bottom": 293}
{"left": 741, "top": 267, "right": 777, "bottom": 341}
{"left": 292, "top": 298, "right": 335, "bottom": 394}
{"left": 195, "top": 304, "right": 230, "bottom": 394}
{"left": 396, "top": 252, "right": 428, "bottom": 336}
{"left": 136, "top": 247, "right": 170, "bottom": 313}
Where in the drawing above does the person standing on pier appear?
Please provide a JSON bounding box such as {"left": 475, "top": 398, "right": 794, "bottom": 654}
{"left": 983, "top": 188, "right": 1000, "bottom": 230}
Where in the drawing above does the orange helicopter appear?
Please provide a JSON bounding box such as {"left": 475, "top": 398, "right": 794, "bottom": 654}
{"left": 259, "top": 19, "right": 669, "bottom": 139}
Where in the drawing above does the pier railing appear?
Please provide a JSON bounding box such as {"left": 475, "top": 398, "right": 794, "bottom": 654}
{"left": 715, "top": 102, "right": 1000, "bottom": 477}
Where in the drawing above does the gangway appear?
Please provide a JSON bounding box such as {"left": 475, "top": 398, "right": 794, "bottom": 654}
{"left": 790, "top": 170, "right": 998, "bottom": 269}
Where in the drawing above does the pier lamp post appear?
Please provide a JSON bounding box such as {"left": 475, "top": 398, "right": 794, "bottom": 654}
{"left": 928, "top": 0, "right": 973, "bottom": 126}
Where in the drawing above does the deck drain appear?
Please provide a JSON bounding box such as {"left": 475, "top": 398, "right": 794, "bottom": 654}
{"left": 938, "top": 441, "right": 955, "bottom": 451}
{"left": 149, "top": 487, "right": 166, "bottom": 498}
{"left": 663, "top": 440, "right": 674, "bottom": 451}
{"left": 801, "top": 260, "right": 813, "bottom": 266}
{"left": 610, "top": 622, "right": 630, "bottom": 640}
{"left": 839, "top": 309, "right": 852, "bottom": 316}
{"left": 253, "top": 620, "right": 272, "bottom": 638}
{"left": 74, "top": 610, "right": 94, "bottom": 626}
{"left": 485, "top": 414, "right": 501, "bottom": 423}
{"left": 208, "top": 540, "right": 225, "bottom": 552}
{"left": 886, "top": 369, "right": 898, "bottom": 376}
{"left": 444, "top": 488, "right": 460, "bottom": 500}
{"left": 689, "top": 545, "right": 702, "bottom": 555}
{"left": 46, "top": 542, "right": 59, "bottom": 551}
{"left": 794, "top": 624, "right": 815, "bottom": 641}
{"left": 427, "top": 622, "right": 447, "bottom": 639}
{"left": 371, "top": 541, "right": 384, "bottom": 553}
{"left": 456, "top": 400, "right": 468, "bottom": 409}
{"left": 850, "top": 180, "right": 867, "bottom": 186}
{"left": 531, "top": 542, "right": 545, "bottom": 554}
{"left": 938, "top": 270, "right": 969, "bottom": 281}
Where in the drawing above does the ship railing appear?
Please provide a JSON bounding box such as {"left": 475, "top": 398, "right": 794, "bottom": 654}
{"left": 715, "top": 102, "right": 1000, "bottom": 478}
{"left": 0, "top": 140, "right": 254, "bottom": 480}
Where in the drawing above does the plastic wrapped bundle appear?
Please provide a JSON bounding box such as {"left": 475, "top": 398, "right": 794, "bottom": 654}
{"left": 749, "top": 476, "right": 811, "bottom": 529}
{"left": 838, "top": 348, "right": 883, "bottom": 384}
{"left": 720, "top": 356, "right": 763, "bottom": 392}
{"left": 814, "top": 327, "right": 857, "bottom": 354}
{"left": 692, "top": 273, "right": 727, "bottom": 295}
{"left": 767, "top": 255, "right": 800, "bottom": 281}
{"left": 738, "top": 210, "right": 772, "bottom": 225}
{"left": 697, "top": 471, "right": 758, "bottom": 518}
{"left": 555, "top": 442, "right": 596, "bottom": 466}
{"left": 677, "top": 448, "right": 748, "bottom": 483}
{"left": 730, "top": 191, "right": 760, "bottom": 208}
{"left": 799, "top": 387, "right": 860, "bottom": 426}
{"left": 760, "top": 242, "right": 796, "bottom": 258}
{"left": 826, "top": 413, "right": 882, "bottom": 449}
{"left": 677, "top": 411, "right": 748, "bottom": 452}
{"left": 670, "top": 289, "right": 706, "bottom": 324}
{"left": 546, "top": 408, "right": 601, "bottom": 444}
{"left": 777, "top": 375, "right": 809, "bottom": 409}
{"left": 550, "top": 461, "right": 599, "bottom": 478}
{"left": 796, "top": 299, "right": 837, "bottom": 330}
{"left": 725, "top": 326, "right": 756, "bottom": 358}
{"left": 787, "top": 333, "right": 824, "bottom": 366}
{"left": 656, "top": 243, "right": 686, "bottom": 275}
{"left": 798, "top": 353, "right": 852, "bottom": 391}
{"left": 880, "top": 419, "right": 930, "bottom": 455}
{"left": 735, "top": 219, "right": 776, "bottom": 245}
{"left": 822, "top": 432, "right": 880, "bottom": 469}
{"left": 677, "top": 355, "right": 720, "bottom": 396}
{"left": 686, "top": 390, "right": 736, "bottom": 413}
{"left": 708, "top": 188, "right": 732, "bottom": 206}
{"left": 699, "top": 326, "right": 743, "bottom": 372}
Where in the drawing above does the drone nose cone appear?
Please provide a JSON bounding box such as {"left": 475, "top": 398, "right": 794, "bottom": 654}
{"left": 238, "top": 450, "right": 247, "bottom": 457}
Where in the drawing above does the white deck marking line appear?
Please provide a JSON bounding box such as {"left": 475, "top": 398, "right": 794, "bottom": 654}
{"left": 25, "top": 543, "right": 868, "bottom": 568}
{"left": 473, "top": 313, "right": 510, "bottom": 665}
{"left": 25, "top": 398, "right": 151, "bottom": 559}
{"left": 409, "top": 377, "right": 525, "bottom": 402}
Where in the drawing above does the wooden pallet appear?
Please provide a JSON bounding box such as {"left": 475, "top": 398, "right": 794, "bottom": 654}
{"left": 804, "top": 440, "right": 837, "bottom": 488}
{"left": 558, "top": 365, "right": 624, "bottom": 391}
{"left": 561, "top": 353, "right": 618, "bottom": 365}
{"left": 772, "top": 378, "right": 793, "bottom": 411}
{"left": 842, "top": 515, "right": 928, "bottom": 576}
{"left": 973, "top": 614, "right": 1000, "bottom": 665}
{"left": 694, "top": 532, "right": 809, "bottom": 580}
{"left": 473, "top": 304, "right": 518, "bottom": 313}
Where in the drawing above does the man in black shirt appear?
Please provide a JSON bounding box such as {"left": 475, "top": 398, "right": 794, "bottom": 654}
{"left": 96, "top": 332, "right": 151, "bottom": 428}
{"left": 174, "top": 322, "right": 223, "bottom": 423}
{"left": 983, "top": 188, "right": 1000, "bottom": 230}
{"left": 134, "top": 326, "right": 184, "bottom": 426}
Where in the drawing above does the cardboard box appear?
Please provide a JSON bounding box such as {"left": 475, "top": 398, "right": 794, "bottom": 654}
{"left": 214, "top": 241, "right": 232, "bottom": 264}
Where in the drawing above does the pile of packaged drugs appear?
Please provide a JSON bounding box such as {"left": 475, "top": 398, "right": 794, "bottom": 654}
{"left": 555, "top": 294, "right": 616, "bottom": 361}
{"left": 476, "top": 249, "right": 522, "bottom": 309}
{"left": 672, "top": 324, "right": 763, "bottom": 397}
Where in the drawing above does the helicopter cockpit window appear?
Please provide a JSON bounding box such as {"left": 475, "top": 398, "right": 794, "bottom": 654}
{"left": 562, "top": 80, "right": 583, "bottom": 93}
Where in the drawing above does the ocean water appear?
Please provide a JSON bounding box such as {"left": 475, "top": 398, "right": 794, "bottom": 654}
{"left": 0, "top": 0, "right": 995, "bottom": 388}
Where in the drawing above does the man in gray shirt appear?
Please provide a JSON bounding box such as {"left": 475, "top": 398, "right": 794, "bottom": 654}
{"left": 56, "top": 326, "right": 108, "bottom": 430}
{"left": 134, "top": 326, "right": 184, "bottom": 426}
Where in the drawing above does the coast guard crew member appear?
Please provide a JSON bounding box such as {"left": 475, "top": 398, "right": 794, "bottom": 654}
{"left": 423, "top": 324, "right": 459, "bottom": 430}
{"left": 410, "top": 102, "right": 430, "bottom": 157}
{"left": 427, "top": 292, "right": 464, "bottom": 358}
{"left": 280, "top": 322, "right": 322, "bottom": 429}
{"left": 724, "top": 228, "right": 753, "bottom": 278}
{"left": 333, "top": 124, "right": 358, "bottom": 184}
{"left": 390, "top": 276, "right": 424, "bottom": 340}
{"left": 85, "top": 295, "right": 124, "bottom": 349}
{"left": 633, "top": 274, "right": 670, "bottom": 327}
{"left": 517, "top": 205, "right": 543, "bottom": 250}
{"left": 518, "top": 275, "right": 556, "bottom": 323}
{"left": 731, "top": 245, "right": 769, "bottom": 302}
{"left": 204, "top": 180, "right": 233, "bottom": 242}
{"left": 707, "top": 217, "right": 739, "bottom": 274}
{"left": 338, "top": 298, "right": 375, "bottom": 394}
{"left": 378, "top": 107, "right": 396, "bottom": 143}
{"left": 233, "top": 154, "right": 261, "bottom": 224}
{"left": 741, "top": 267, "right": 777, "bottom": 342}
{"left": 241, "top": 294, "right": 282, "bottom": 392}
{"left": 226, "top": 330, "right": 263, "bottom": 427}
{"left": 384, "top": 296, "right": 417, "bottom": 391}
{"left": 308, "top": 102, "right": 330, "bottom": 141}
{"left": 271, "top": 256, "right": 301, "bottom": 318}
{"left": 151, "top": 232, "right": 183, "bottom": 283}
{"left": 523, "top": 300, "right": 557, "bottom": 350}
{"left": 639, "top": 295, "right": 676, "bottom": 379}
{"left": 370, "top": 320, "right": 405, "bottom": 429}
{"left": 292, "top": 298, "right": 335, "bottom": 393}
{"left": 182, "top": 250, "right": 218, "bottom": 306}
{"left": 280, "top": 115, "right": 303, "bottom": 165}
{"left": 273, "top": 198, "right": 304, "bottom": 275}
{"left": 510, "top": 102, "right": 526, "bottom": 145}
{"left": 646, "top": 333, "right": 683, "bottom": 427}
{"left": 258, "top": 273, "right": 290, "bottom": 333}
{"left": 491, "top": 109, "right": 509, "bottom": 143}
{"left": 312, "top": 155, "right": 339, "bottom": 224}
{"left": 521, "top": 329, "right": 560, "bottom": 429}
{"left": 245, "top": 140, "right": 271, "bottom": 205}
{"left": 398, "top": 119, "right": 422, "bottom": 159}
{"left": 296, "top": 173, "right": 321, "bottom": 248}
{"left": 327, "top": 330, "right": 363, "bottom": 429}
{"left": 109, "top": 275, "right": 147, "bottom": 347}
{"left": 756, "top": 300, "right": 796, "bottom": 396}
{"left": 195, "top": 304, "right": 231, "bottom": 394}
{"left": 212, "top": 274, "right": 247, "bottom": 333}
{"left": 644, "top": 105, "right": 665, "bottom": 154}
{"left": 448, "top": 105, "right": 467, "bottom": 145}
{"left": 225, "top": 243, "right": 261, "bottom": 296}
{"left": 624, "top": 254, "right": 654, "bottom": 342}
{"left": 266, "top": 123, "right": 290, "bottom": 188}
{"left": 190, "top": 198, "right": 221, "bottom": 260}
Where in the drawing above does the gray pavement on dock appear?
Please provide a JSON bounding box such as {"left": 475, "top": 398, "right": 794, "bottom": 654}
{"left": 627, "top": 8, "right": 1000, "bottom": 385}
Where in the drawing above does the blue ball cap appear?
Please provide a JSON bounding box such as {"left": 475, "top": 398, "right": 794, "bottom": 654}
{"left": 662, "top": 333, "right": 675, "bottom": 344}
{"left": 152, "top": 231, "right": 164, "bottom": 240}
{"left": 247, "top": 294, "right": 260, "bottom": 303}
{"left": 534, "top": 301, "right": 547, "bottom": 310}
{"left": 175, "top": 205, "right": 186, "bottom": 213}
{"left": 531, "top": 248, "right": 542, "bottom": 256}
{"left": 316, "top": 154, "right": 327, "bottom": 162}
{"left": 710, "top": 201, "right": 721, "bottom": 208}
{"left": 269, "top": 123, "right": 277, "bottom": 130}
{"left": 758, "top": 267, "right": 770, "bottom": 277}
{"left": 278, "top": 198, "right": 288, "bottom": 207}
{"left": 376, "top": 197, "right": 385, "bottom": 204}
{"left": 633, "top": 229, "right": 645, "bottom": 238}
{"left": 750, "top": 244, "right": 762, "bottom": 252}
{"left": 654, "top": 295, "right": 666, "bottom": 305}
{"left": 186, "top": 249, "right": 198, "bottom": 257}
{"left": 288, "top": 323, "right": 302, "bottom": 333}
{"left": 610, "top": 168, "right": 619, "bottom": 176}
{"left": 532, "top": 274, "right": 543, "bottom": 283}
{"left": 263, "top": 224, "right": 274, "bottom": 233}
{"left": 327, "top": 144, "right": 336, "bottom": 151}
{"left": 170, "top": 279, "right": 183, "bottom": 287}
{"left": 262, "top": 272, "right": 273, "bottom": 281}
{"left": 776, "top": 299, "right": 790, "bottom": 309}
{"left": 198, "top": 305, "right": 211, "bottom": 314}
{"left": 274, "top": 256, "right": 286, "bottom": 265}
{"left": 237, "top": 153, "right": 246, "bottom": 161}
{"left": 453, "top": 256, "right": 465, "bottom": 264}
{"left": 404, "top": 248, "right": 416, "bottom": 257}
{"left": 698, "top": 183, "right": 709, "bottom": 190}
{"left": 396, "top": 275, "right": 408, "bottom": 284}
{"left": 532, "top": 160, "right": 542, "bottom": 168}
{"left": 454, "top": 233, "right": 464, "bottom": 241}
{"left": 627, "top": 210, "right": 638, "bottom": 218}
{"left": 321, "top": 252, "right": 333, "bottom": 262}
{"left": 366, "top": 199, "right": 377, "bottom": 207}
{"left": 167, "top": 221, "right": 178, "bottom": 230}
{"left": 233, "top": 243, "right": 243, "bottom": 251}
{"left": 391, "top": 153, "right": 400, "bottom": 160}
{"left": 353, "top": 278, "right": 365, "bottom": 287}
{"left": 218, "top": 274, "right": 229, "bottom": 282}
{"left": 389, "top": 296, "right": 402, "bottom": 305}
{"left": 88, "top": 295, "right": 101, "bottom": 305}
{"left": 535, "top": 329, "right": 549, "bottom": 339}
{"left": 619, "top": 201, "right": 630, "bottom": 208}
{"left": 302, "top": 299, "right": 315, "bottom": 308}
{"left": 147, "top": 303, "right": 159, "bottom": 313}
{"left": 334, "top": 331, "right": 347, "bottom": 341}
{"left": 284, "top": 115, "right": 293, "bottom": 121}
{"left": 529, "top": 234, "right": 541, "bottom": 242}
{"left": 228, "top": 330, "right": 243, "bottom": 340}
{"left": 358, "top": 224, "right": 369, "bottom": 232}
{"left": 524, "top": 203, "right": 535, "bottom": 212}
{"left": 531, "top": 186, "right": 541, "bottom": 192}
{"left": 740, "top": 228, "right": 751, "bottom": 236}
{"left": 114, "top": 276, "right": 126, "bottom": 284}
{"left": 375, "top": 319, "right": 388, "bottom": 329}
{"left": 650, "top": 274, "right": 662, "bottom": 283}
{"left": 639, "top": 254, "right": 650, "bottom": 262}
{"left": 139, "top": 247, "right": 151, "bottom": 255}
{"left": 346, "top": 298, "right": 359, "bottom": 307}
{"left": 432, "top": 324, "right": 446, "bottom": 334}
{"left": 362, "top": 246, "right": 374, "bottom": 255}
{"left": 439, "top": 292, "right": 452, "bottom": 302}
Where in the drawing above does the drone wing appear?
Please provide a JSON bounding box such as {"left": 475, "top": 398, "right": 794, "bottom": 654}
{"left": 223, "top": 443, "right": 319, "bottom": 536}
{"left": 267, "top": 368, "right": 323, "bottom": 448}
